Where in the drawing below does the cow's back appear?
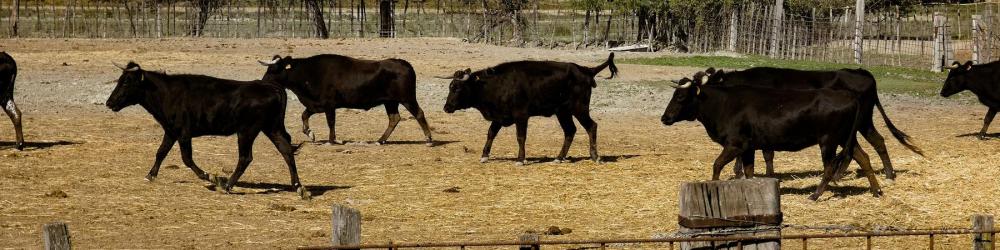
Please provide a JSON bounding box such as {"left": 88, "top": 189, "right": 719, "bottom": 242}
{"left": 151, "top": 74, "right": 286, "bottom": 136}
{"left": 293, "top": 54, "right": 415, "bottom": 109}
{"left": 477, "top": 61, "right": 593, "bottom": 120}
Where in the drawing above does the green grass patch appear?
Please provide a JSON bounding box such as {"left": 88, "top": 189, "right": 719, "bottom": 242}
{"left": 621, "top": 55, "right": 948, "bottom": 96}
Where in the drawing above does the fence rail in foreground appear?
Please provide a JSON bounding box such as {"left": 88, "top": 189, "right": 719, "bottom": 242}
{"left": 299, "top": 228, "right": 1000, "bottom": 249}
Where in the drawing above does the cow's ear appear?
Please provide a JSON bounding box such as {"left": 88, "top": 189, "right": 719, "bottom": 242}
{"left": 464, "top": 68, "right": 472, "bottom": 74}
{"left": 272, "top": 55, "right": 282, "bottom": 60}
{"left": 705, "top": 67, "right": 716, "bottom": 75}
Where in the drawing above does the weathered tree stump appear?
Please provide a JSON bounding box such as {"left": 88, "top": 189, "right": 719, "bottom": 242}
{"left": 679, "top": 178, "right": 781, "bottom": 250}
{"left": 331, "top": 205, "right": 361, "bottom": 250}
{"left": 42, "top": 222, "right": 71, "bottom": 250}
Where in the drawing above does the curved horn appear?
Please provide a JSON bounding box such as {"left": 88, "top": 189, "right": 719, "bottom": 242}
{"left": 113, "top": 62, "right": 140, "bottom": 72}
{"left": 112, "top": 62, "right": 127, "bottom": 70}
{"left": 944, "top": 61, "right": 961, "bottom": 69}
{"left": 458, "top": 73, "right": 471, "bottom": 81}
{"left": 258, "top": 58, "right": 280, "bottom": 66}
{"left": 433, "top": 75, "right": 454, "bottom": 79}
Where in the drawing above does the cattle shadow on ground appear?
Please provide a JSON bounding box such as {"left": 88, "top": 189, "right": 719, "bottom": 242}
{"left": 208, "top": 182, "right": 352, "bottom": 196}
{"left": 780, "top": 185, "right": 876, "bottom": 199}
{"left": 303, "top": 140, "right": 458, "bottom": 147}
{"left": 743, "top": 168, "right": 907, "bottom": 181}
{"left": 956, "top": 132, "right": 1000, "bottom": 139}
{"left": 0, "top": 140, "right": 83, "bottom": 150}
{"left": 492, "top": 154, "right": 643, "bottom": 164}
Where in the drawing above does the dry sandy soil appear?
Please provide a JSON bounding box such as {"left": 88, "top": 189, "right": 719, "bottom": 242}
{"left": 0, "top": 38, "right": 998, "bottom": 249}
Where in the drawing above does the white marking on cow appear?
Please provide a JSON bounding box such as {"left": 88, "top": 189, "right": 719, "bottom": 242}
{"left": 5, "top": 100, "right": 18, "bottom": 119}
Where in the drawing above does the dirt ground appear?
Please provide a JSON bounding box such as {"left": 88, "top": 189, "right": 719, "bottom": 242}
{"left": 0, "top": 38, "right": 998, "bottom": 249}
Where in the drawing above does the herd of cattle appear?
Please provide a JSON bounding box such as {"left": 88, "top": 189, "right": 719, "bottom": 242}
{"left": 0, "top": 50, "right": 996, "bottom": 200}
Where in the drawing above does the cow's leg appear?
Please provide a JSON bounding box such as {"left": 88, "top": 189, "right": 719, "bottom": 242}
{"left": 301, "top": 110, "right": 316, "bottom": 142}
{"left": 711, "top": 147, "right": 742, "bottom": 180}
{"left": 861, "top": 127, "right": 895, "bottom": 180}
{"left": 809, "top": 145, "right": 838, "bottom": 201}
{"left": 739, "top": 150, "right": 755, "bottom": 179}
{"left": 146, "top": 133, "right": 176, "bottom": 181}
{"left": 733, "top": 156, "right": 744, "bottom": 179}
{"left": 402, "top": 101, "right": 434, "bottom": 146}
{"left": 514, "top": 119, "right": 529, "bottom": 166}
{"left": 555, "top": 112, "right": 576, "bottom": 163}
{"left": 2, "top": 98, "right": 23, "bottom": 150}
{"left": 325, "top": 109, "right": 342, "bottom": 145}
{"left": 178, "top": 137, "right": 210, "bottom": 181}
{"left": 851, "top": 146, "right": 883, "bottom": 197}
{"left": 221, "top": 132, "right": 258, "bottom": 193}
{"left": 480, "top": 121, "right": 502, "bottom": 163}
{"left": 574, "top": 112, "right": 600, "bottom": 163}
{"left": 980, "top": 107, "right": 998, "bottom": 140}
{"left": 377, "top": 102, "right": 401, "bottom": 145}
{"left": 265, "top": 128, "right": 309, "bottom": 199}
{"left": 763, "top": 150, "right": 775, "bottom": 176}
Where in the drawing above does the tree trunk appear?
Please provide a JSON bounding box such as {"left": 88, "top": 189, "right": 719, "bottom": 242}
{"left": 123, "top": 0, "right": 137, "bottom": 37}
{"left": 306, "top": 0, "right": 329, "bottom": 38}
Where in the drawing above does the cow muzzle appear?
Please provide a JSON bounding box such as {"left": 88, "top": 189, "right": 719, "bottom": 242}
{"left": 443, "top": 105, "right": 456, "bottom": 114}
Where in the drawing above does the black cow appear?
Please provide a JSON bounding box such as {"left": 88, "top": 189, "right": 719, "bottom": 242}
{"left": 660, "top": 78, "right": 882, "bottom": 200}
{"left": 0, "top": 52, "right": 24, "bottom": 150}
{"left": 942, "top": 61, "right": 1000, "bottom": 140}
{"left": 259, "top": 54, "right": 433, "bottom": 146}
{"left": 105, "top": 62, "right": 308, "bottom": 198}
{"left": 697, "top": 67, "right": 923, "bottom": 180}
{"left": 442, "top": 53, "right": 618, "bottom": 165}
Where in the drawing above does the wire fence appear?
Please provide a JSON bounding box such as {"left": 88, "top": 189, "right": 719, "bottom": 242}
{"left": 3, "top": 1, "right": 1000, "bottom": 70}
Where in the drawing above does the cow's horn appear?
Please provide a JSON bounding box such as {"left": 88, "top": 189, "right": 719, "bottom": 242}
{"left": 258, "top": 58, "right": 279, "bottom": 66}
{"left": 670, "top": 79, "right": 693, "bottom": 89}
{"left": 433, "top": 75, "right": 454, "bottom": 79}
{"left": 458, "top": 73, "right": 470, "bottom": 81}
{"left": 112, "top": 62, "right": 127, "bottom": 70}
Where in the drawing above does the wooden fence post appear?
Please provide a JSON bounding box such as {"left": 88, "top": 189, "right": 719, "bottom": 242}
{"left": 853, "top": 0, "right": 864, "bottom": 64}
{"left": 973, "top": 214, "right": 994, "bottom": 250}
{"left": 332, "top": 205, "right": 361, "bottom": 250}
{"left": 679, "top": 178, "right": 781, "bottom": 250}
{"left": 933, "top": 12, "right": 944, "bottom": 72}
{"left": 518, "top": 233, "right": 540, "bottom": 250}
{"left": 973, "top": 14, "right": 982, "bottom": 64}
{"left": 42, "top": 222, "right": 71, "bottom": 250}
{"left": 769, "top": 0, "right": 783, "bottom": 58}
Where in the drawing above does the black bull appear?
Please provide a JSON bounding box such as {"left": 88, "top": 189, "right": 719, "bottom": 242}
{"left": 699, "top": 67, "right": 924, "bottom": 180}
{"left": 105, "top": 62, "right": 309, "bottom": 198}
{"left": 660, "top": 79, "right": 882, "bottom": 200}
{"left": 0, "top": 52, "right": 24, "bottom": 150}
{"left": 941, "top": 60, "right": 1000, "bottom": 140}
{"left": 260, "top": 54, "right": 433, "bottom": 146}
{"left": 441, "top": 53, "right": 618, "bottom": 165}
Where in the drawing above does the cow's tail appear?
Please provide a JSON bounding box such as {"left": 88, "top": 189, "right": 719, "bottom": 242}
{"left": 583, "top": 52, "right": 618, "bottom": 81}
{"left": 832, "top": 101, "right": 864, "bottom": 181}
{"left": 874, "top": 97, "right": 924, "bottom": 156}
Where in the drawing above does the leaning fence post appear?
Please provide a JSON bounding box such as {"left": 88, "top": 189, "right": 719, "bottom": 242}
{"left": 332, "top": 205, "right": 361, "bottom": 250}
{"left": 679, "top": 178, "right": 781, "bottom": 250}
{"left": 42, "top": 222, "right": 71, "bottom": 250}
{"left": 973, "top": 14, "right": 982, "bottom": 64}
{"left": 518, "top": 233, "right": 540, "bottom": 250}
{"left": 973, "top": 214, "right": 994, "bottom": 250}
{"left": 932, "top": 12, "right": 944, "bottom": 72}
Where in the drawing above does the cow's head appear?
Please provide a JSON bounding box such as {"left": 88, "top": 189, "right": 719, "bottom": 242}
{"left": 942, "top": 61, "right": 975, "bottom": 97}
{"left": 442, "top": 68, "right": 478, "bottom": 113}
{"left": 106, "top": 62, "right": 146, "bottom": 112}
{"left": 259, "top": 55, "right": 295, "bottom": 85}
{"left": 661, "top": 77, "right": 702, "bottom": 126}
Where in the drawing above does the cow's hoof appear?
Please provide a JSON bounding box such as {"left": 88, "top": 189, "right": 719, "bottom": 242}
{"left": 872, "top": 190, "right": 884, "bottom": 197}
{"left": 375, "top": 140, "right": 387, "bottom": 146}
{"left": 212, "top": 175, "right": 230, "bottom": 193}
{"left": 425, "top": 142, "right": 435, "bottom": 147}
{"left": 306, "top": 131, "right": 316, "bottom": 142}
{"left": 144, "top": 174, "right": 156, "bottom": 182}
{"left": 297, "top": 187, "right": 312, "bottom": 200}
{"left": 808, "top": 194, "right": 821, "bottom": 201}
{"left": 514, "top": 161, "right": 525, "bottom": 167}
{"left": 552, "top": 158, "right": 564, "bottom": 163}
{"left": 14, "top": 144, "right": 24, "bottom": 151}
{"left": 479, "top": 157, "right": 488, "bottom": 163}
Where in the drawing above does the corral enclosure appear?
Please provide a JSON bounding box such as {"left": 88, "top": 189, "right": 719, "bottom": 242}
{"left": 1, "top": 0, "right": 1000, "bottom": 249}
{"left": 0, "top": 38, "right": 999, "bottom": 249}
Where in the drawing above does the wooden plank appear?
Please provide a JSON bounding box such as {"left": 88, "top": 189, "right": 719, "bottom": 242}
{"left": 42, "top": 222, "right": 71, "bottom": 250}
{"left": 679, "top": 179, "right": 781, "bottom": 250}
{"left": 331, "top": 205, "right": 361, "bottom": 250}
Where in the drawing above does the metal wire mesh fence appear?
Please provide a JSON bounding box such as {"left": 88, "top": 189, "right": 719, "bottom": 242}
{"left": 3, "top": 1, "right": 1000, "bottom": 71}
